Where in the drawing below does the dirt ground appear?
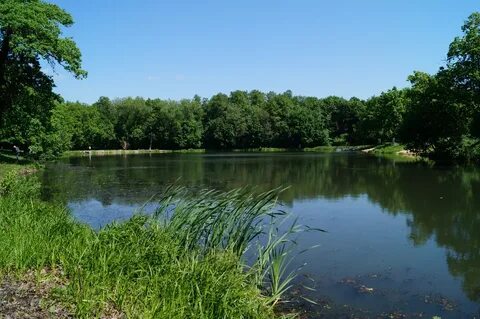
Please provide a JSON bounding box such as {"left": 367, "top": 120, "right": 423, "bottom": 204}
{"left": 0, "top": 269, "right": 72, "bottom": 319}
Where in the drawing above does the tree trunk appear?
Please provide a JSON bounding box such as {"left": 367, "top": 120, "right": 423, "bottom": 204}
{"left": 120, "top": 139, "right": 129, "bottom": 150}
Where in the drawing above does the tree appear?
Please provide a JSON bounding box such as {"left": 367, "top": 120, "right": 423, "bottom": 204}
{"left": 113, "top": 98, "right": 150, "bottom": 149}
{"left": 288, "top": 96, "right": 329, "bottom": 148}
{"left": 174, "top": 99, "right": 204, "bottom": 149}
{"left": 402, "top": 12, "right": 480, "bottom": 162}
{"left": 264, "top": 91, "right": 295, "bottom": 147}
{"left": 323, "top": 96, "right": 364, "bottom": 145}
{"left": 446, "top": 12, "right": 480, "bottom": 139}
{"left": 360, "top": 88, "right": 407, "bottom": 144}
{"left": 0, "top": 0, "right": 85, "bottom": 157}
{"left": 92, "top": 97, "right": 117, "bottom": 148}
{"left": 203, "top": 93, "right": 246, "bottom": 149}
{"left": 51, "top": 102, "right": 115, "bottom": 150}
{"left": 0, "top": 0, "right": 86, "bottom": 115}
{"left": 447, "top": 13, "right": 480, "bottom": 97}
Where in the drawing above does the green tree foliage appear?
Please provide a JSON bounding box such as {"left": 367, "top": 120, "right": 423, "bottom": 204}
{"left": 92, "top": 96, "right": 117, "bottom": 148}
{"left": 53, "top": 97, "right": 205, "bottom": 151}
{"left": 445, "top": 12, "right": 480, "bottom": 147}
{"left": 324, "top": 96, "right": 365, "bottom": 145}
{"left": 146, "top": 98, "right": 203, "bottom": 149}
{"left": 261, "top": 91, "right": 329, "bottom": 148}
{"left": 113, "top": 97, "right": 150, "bottom": 149}
{"left": 243, "top": 90, "right": 273, "bottom": 148}
{"left": 402, "top": 12, "right": 480, "bottom": 162}
{"left": 52, "top": 102, "right": 115, "bottom": 150}
{"left": 43, "top": 84, "right": 417, "bottom": 153}
{"left": 203, "top": 93, "right": 247, "bottom": 149}
{"left": 0, "top": 0, "right": 85, "bottom": 158}
{"left": 360, "top": 88, "right": 407, "bottom": 144}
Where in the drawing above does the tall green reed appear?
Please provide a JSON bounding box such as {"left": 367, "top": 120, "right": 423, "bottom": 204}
{"left": 1, "top": 173, "right": 319, "bottom": 318}
{"left": 154, "top": 186, "right": 322, "bottom": 306}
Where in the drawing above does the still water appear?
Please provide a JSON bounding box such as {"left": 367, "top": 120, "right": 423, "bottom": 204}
{"left": 40, "top": 153, "right": 480, "bottom": 318}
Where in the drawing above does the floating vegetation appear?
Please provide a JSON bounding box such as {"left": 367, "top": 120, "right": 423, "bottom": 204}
{"left": 275, "top": 269, "right": 468, "bottom": 319}
{"left": 339, "top": 277, "right": 376, "bottom": 295}
{"left": 423, "top": 294, "right": 457, "bottom": 312}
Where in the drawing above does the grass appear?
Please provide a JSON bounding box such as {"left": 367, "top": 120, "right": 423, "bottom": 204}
{"left": 364, "top": 143, "right": 421, "bottom": 162}
{"left": 304, "top": 145, "right": 371, "bottom": 152}
{"left": 0, "top": 151, "right": 39, "bottom": 180}
{"left": 64, "top": 146, "right": 376, "bottom": 159}
{"left": 65, "top": 148, "right": 297, "bottom": 157}
{"left": 0, "top": 172, "right": 308, "bottom": 318}
{"left": 0, "top": 163, "right": 19, "bottom": 180}
{"left": 63, "top": 149, "right": 207, "bottom": 157}
{"left": 369, "top": 143, "right": 406, "bottom": 154}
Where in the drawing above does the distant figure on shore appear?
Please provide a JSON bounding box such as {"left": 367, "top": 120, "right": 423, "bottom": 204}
{"left": 13, "top": 145, "right": 21, "bottom": 161}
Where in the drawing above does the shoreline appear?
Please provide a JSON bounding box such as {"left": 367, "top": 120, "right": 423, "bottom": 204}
{"left": 361, "top": 144, "right": 420, "bottom": 160}
{"left": 64, "top": 145, "right": 374, "bottom": 157}
{"left": 63, "top": 144, "right": 421, "bottom": 160}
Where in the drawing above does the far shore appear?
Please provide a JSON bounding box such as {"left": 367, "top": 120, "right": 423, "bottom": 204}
{"left": 64, "top": 146, "right": 373, "bottom": 157}
{"left": 63, "top": 144, "right": 418, "bottom": 160}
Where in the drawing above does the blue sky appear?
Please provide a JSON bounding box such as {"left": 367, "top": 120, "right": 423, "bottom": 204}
{"left": 49, "top": 1, "right": 478, "bottom": 103}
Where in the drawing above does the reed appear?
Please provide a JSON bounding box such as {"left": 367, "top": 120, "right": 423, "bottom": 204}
{"left": 0, "top": 173, "right": 313, "bottom": 318}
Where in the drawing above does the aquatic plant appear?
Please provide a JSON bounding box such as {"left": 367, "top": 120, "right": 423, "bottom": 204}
{"left": 0, "top": 174, "right": 313, "bottom": 318}
{"left": 154, "top": 186, "right": 320, "bottom": 306}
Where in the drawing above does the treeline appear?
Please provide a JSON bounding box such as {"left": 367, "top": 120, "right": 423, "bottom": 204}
{"left": 1, "top": 3, "right": 479, "bottom": 163}
{"left": 50, "top": 91, "right": 402, "bottom": 152}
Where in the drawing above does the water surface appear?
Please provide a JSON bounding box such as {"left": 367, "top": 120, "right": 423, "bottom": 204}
{"left": 41, "top": 152, "right": 480, "bottom": 318}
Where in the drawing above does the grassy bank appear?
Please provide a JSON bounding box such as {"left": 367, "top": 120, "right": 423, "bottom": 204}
{"left": 64, "top": 149, "right": 206, "bottom": 157}
{"left": 64, "top": 145, "right": 374, "bottom": 158}
{"left": 304, "top": 145, "right": 372, "bottom": 152}
{"left": 0, "top": 172, "right": 301, "bottom": 318}
{"left": 0, "top": 152, "right": 39, "bottom": 180}
{"left": 361, "top": 143, "right": 420, "bottom": 161}
{"left": 366, "top": 144, "right": 406, "bottom": 154}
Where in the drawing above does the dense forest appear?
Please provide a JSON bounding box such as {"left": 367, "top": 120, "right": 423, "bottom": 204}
{"left": 0, "top": 1, "right": 479, "bottom": 163}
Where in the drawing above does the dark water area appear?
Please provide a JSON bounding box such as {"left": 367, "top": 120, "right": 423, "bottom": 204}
{"left": 40, "top": 152, "right": 480, "bottom": 318}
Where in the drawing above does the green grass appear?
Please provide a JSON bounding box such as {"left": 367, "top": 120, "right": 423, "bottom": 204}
{"left": 369, "top": 143, "right": 406, "bottom": 154}
{"left": 0, "top": 172, "right": 305, "bottom": 318}
{"left": 63, "top": 149, "right": 207, "bottom": 158}
{"left": 303, "top": 145, "right": 371, "bottom": 152}
{"left": 0, "top": 151, "right": 39, "bottom": 180}
{"left": 64, "top": 146, "right": 375, "bottom": 158}
{"left": 366, "top": 144, "right": 421, "bottom": 162}
{"left": 0, "top": 163, "right": 19, "bottom": 180}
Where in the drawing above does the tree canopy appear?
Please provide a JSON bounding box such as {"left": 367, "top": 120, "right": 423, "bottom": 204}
{"left": 0, "top": 0, "right": 85, "bottom": 158}
{"left": 402, "top": 12, "right": 480, "bottom": 162}
{"left": 1, "top": 5, "right": 479, "bottom": 164}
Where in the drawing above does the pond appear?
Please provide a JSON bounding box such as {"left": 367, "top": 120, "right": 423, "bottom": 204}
{"left": 40, "top": 152, "right": 480, "bottom": 318}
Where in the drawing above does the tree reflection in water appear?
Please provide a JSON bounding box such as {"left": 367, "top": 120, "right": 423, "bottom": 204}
{"left": 40, "top": 153, "right": 480, "bottom": 303}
